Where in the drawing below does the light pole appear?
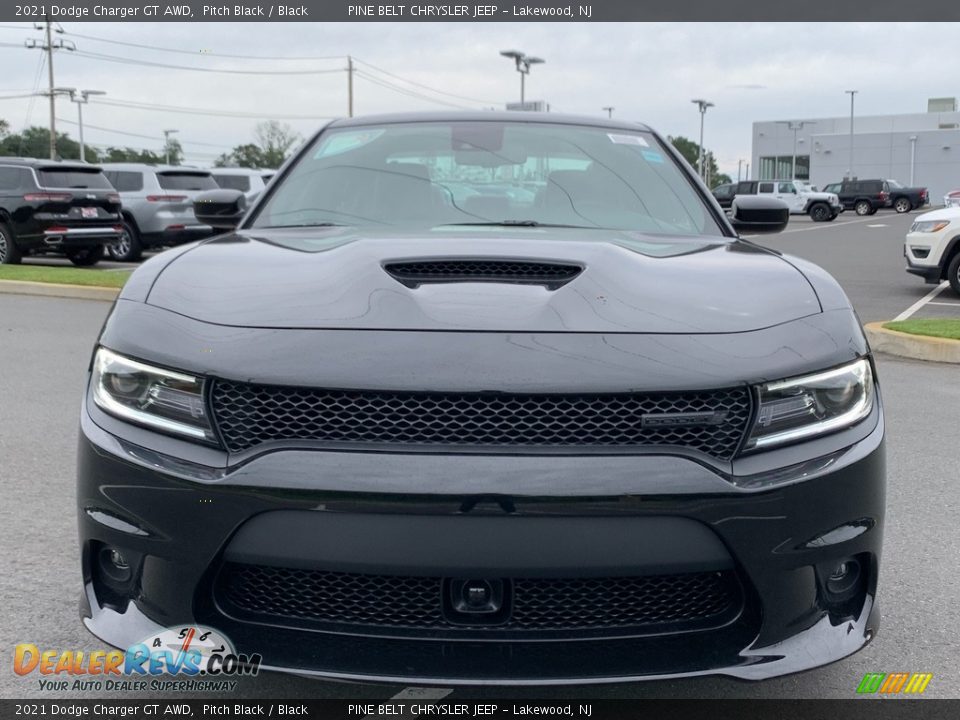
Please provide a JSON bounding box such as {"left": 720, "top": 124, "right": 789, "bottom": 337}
{"left": 602, "top": 106, "right": 614, "bottom": 119}
{"left": 909, "top": 135, "right": 918, "bottom": 186}
{"left": 500, "top": 49, "right": 545, "bottom": 106}
{"left": 845, "top": 90, "right": 858, "bottom": 179}
{"left": 163, "top": 129, "right": 179, "bottom": 165}
{"left": 691, "top": 99, "right": 714, "bottom": 178}
{"left": 60, "top": 88, "right": 105, "bottom": 162}
{"left": 776, "top": 120, "right": 815, "bottom": 180}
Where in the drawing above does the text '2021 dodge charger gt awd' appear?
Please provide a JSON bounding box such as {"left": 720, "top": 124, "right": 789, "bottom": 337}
{"left": 78, "top": 113, "right": 884, "bottom": 685}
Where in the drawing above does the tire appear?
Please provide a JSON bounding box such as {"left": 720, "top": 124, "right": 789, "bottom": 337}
{"left": 808, "top": 202, "right": 832, "bottom": 222}
{"left": 107, "top": 219, "right": 143, "bottom": 262}
{"left": 826, "top": 212, "right": 838, "bottom": 222}
{"left": 854, "top": 200, "right": 872, "bottom": 216}
{"left": 894, "top": 197, "right": 912, "bottom": 214}
{"left": 948, "top": 252, "right": 960, "bottom": 297}
{"left": 65, "top": 244, "right": 104, "bottom": 267}
{"left": 0, "top": 221, "right": 23, "bottom": 265}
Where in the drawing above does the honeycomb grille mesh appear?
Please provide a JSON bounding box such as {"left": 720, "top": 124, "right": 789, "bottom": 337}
{"left": 210, "top": 383, "right": 752, "bottom": 457}
{"left": 216, "top": 563, "right": 740, "bottom": 634}
{"left": 384, "top": 260, "right": 582, "bottom": 285}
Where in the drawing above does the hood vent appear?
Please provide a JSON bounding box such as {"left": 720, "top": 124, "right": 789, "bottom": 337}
{"left": 384, "top": 259, "right": 583, "bottom": 289}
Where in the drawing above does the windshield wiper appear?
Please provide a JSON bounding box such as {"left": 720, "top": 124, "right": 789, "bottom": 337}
{"left": 442, "top": 220, "right": 593, "bottom": 228}
{"left": 259, "top": 222, "right": 345, "bottom": 229}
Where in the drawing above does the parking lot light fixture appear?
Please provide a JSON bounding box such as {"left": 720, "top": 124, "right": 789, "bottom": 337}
{"left": 500, "top": 49, "right": 545, "bottom": 105}
{"left": 691, "top": 99, "right": 714, "bottom": 178}
{"left": 62, "top": 89, "right": 105, "bottom": 163}
{"left": 845, "top": 90, "right": 858, "bottom": 179}
{"left": 602, "top": 106, "right": 614, "bottom": 119}
{"left": 163, "top": 129, "right": 179, "bottom": 165}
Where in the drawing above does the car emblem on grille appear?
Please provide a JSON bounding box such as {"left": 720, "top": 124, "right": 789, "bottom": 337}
{"left": 641, "top": 411, "right": 728, "bottom": 428}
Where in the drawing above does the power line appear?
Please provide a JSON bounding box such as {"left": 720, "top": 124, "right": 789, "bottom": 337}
{"left": 55, "top": 116, "right": 234, "bottom": 148}
{"left": 61, "top": 30, "right": 346, "bottom": 61}
{"left": 89, "top": 97, "right": 336, "bottom": 120}
{"left": 354, "top": 71, "right": 470, "bottom": 110}
{"left": 353, "top": 58, "right": 497, "bottom": 106}
{"left": 71, "top": 48, "right": 347, "bottom": 75}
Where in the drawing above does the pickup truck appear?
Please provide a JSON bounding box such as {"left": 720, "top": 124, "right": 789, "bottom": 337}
{"left": 823, "top": 179, "right": 929, "bottom": 215}
{"left": 713, "top": 179, "right": 842, "bottom": 222}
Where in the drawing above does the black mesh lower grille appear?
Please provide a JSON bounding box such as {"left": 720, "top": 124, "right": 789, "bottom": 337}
{"left": 215, "top": 563, "right": 742, "bottom": 637}
{"left": 210, "top": 382, "right": 752, "bottom": 458}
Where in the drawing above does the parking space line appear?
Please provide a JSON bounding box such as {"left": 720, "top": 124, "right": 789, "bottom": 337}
{"left": 741, "top": 214, "right": 899, "bottom": 239}
{"left": 893, "top": 281, "right": 950, "bottom": 321}
{"left": 925, "top": 301, "right": 960, "bottom": 307}
{"left": 364, "top": 686, "right": 453, "bottom": 717}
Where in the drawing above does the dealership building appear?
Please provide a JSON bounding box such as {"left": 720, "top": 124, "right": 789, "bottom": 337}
{"left": 752, "top": 98, "right": 960, "bottom": 202}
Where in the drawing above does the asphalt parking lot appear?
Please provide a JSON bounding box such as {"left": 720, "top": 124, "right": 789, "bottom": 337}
{"left": 1, "top": 209, "right": 958, "bottom": 700}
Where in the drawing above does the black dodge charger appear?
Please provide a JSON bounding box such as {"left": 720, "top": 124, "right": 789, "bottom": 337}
{"left": 78, "top": 112, "right": 884, "bottom": 684}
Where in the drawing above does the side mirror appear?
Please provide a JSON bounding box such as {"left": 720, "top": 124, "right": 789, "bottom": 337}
{"left": 729, "top": 195, "right": 790, "bottom": 234}
{"left": 193, "top": 189, "right": 247, "bottom": 231}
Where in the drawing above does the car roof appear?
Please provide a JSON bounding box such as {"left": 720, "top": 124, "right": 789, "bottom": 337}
{"left": 0, "top": 157, "right": 105, "bottom": 171}
{"left": 99, "top": 162, "right": 212, "bottom": 174}
{"left": 328, "top": 110, "right": 654, "bottom": 133}
{"left": 211, "top": 167, "right": 271, "bottom": 176}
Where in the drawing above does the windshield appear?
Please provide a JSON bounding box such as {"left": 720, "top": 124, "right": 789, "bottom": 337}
{"left": 250, "top": 121, "right": 724, "bottom": 237}
{"left": 157, "top": 172, "right": 217, "bottom": 191}
{"left": 37, "top": 169, "right": 112, "bottom": 189}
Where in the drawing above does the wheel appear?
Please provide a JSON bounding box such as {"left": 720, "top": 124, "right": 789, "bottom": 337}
{"left": 894, "top": 197, "right": 912, "bottom": 214}
{"left": 107, "top": 219, "right": 143, "bottom": 262}
{"left": 808, "top": 202, "right": 832, "bottom": 222}
{"left": 948, "top": 252, "right": 960, "bottom": 297}
{"left": 854, "top": 200, "right": 872, "bottom": 216}
{"left": 65, "top": 244, "right": 104, "bottom": 267}
{"left": 0, "top": 221, "right": 22, "bottom": 265}
{"left": 826, "top": 212, "right": 838, "bottom": 221}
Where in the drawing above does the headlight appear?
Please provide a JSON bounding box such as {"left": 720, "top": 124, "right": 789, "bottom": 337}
{"left": 910, "top": 220, "right": 950, "bottom": 233}
{"left": 92, "top": 347, "right": 216, "bottom": 443}
{"left": 745, "top": 359, "right": 874, "bottom": 451}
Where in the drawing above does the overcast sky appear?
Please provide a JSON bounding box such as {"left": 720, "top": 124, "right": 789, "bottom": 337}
{"left": 0, "top": 22, "right": 953, "bottom": 175}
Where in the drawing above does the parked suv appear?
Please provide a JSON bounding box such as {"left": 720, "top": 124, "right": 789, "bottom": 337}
{"left": 904, "top": 206, "right": 960, "bottom": 295}
{"left": 211, "top": 167, "right": 275, "bottom": 202}
{"left": 723, "top": 180, "right": 842, "bottom": 221}
{"left": 826, "top": 179, "right": 928, "bottom": 216}
{"left": 0, "top": 158, "right": 121, "bottom": 266}
{"left": 100, "top": 163, "right": 218, "bottom": 261}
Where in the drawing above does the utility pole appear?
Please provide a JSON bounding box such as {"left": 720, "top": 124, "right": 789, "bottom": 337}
{"left": 347, "top": 55, "right": 354, "bottom": 117}
{"left": 602, "top": 106, "right": 614, "bottom": 119}
{"left": 25, "top": 18, "right": 75, "bottom": 160}
{"left": 845, "top": 90, "right": 858, "bottom": 179}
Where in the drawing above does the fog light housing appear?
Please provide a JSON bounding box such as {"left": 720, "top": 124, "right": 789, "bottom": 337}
{"left": 817, "top": 556, "right": 865, "bottom": 606}
{"left": 97, "top": 545, "right": 132, "bottom": 584}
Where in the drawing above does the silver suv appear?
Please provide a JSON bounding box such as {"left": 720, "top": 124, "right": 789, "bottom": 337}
{"left": 100, "top": 163, "right": 218, "bottom": 261}
{"left": 211, "top": 167, "right": 275, "bottom": 202}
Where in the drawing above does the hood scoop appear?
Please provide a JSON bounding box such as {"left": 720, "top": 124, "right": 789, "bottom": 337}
{"left": 384, "top": 259, "right": 583, "bottom": 290}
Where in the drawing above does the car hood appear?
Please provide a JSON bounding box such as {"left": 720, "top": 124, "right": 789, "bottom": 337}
{"left": 144, "top": 228, "right": 822, "bottom": 333}
{"left": 913, "top": 207, "right": 960, "bottom": 224}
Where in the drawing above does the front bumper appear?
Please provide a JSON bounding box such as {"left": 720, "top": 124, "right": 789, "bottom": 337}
{"left": 78, "top": 392, "right": 885, "bottom": 685}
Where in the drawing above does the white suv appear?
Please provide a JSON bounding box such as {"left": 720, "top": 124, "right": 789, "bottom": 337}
{"left": 904, "top": 207, "right": 960, "bottom": 296}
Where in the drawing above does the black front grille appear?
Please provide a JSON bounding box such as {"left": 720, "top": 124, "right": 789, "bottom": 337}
{"left": 210, "top": 383, "right": 752, "bottom": 458}
{"left": 384, "top": 260, "right": 582, "bottom": 288}
{"left": 215, "top": 563, "right": 742, "bottom": 637}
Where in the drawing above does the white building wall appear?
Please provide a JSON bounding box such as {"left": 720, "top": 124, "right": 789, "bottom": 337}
{"left": 752, "top": 111, "right": 960, "bottom": 201}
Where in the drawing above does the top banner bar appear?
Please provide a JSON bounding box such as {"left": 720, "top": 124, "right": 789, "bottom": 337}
{"left": 3, "top": 0, "right": 960, "bottom": 22}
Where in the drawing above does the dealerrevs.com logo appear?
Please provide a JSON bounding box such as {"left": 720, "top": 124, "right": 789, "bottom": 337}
{"left": 856, "top": 672, "right": 933, "bottom": 695}
{"left": 14, "top": 626, "right": 261, "bottom": 692}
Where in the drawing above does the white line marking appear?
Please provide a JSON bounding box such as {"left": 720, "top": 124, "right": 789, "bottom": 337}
{"left": 867, "top": 224, "right": 888, "bottom": 228}
{"left": 364, "top": 686, "right": 453, "bottom": 717}
{"left": 893, "top": 281, "right": 950, "bottom": 321}
{"left": 925, "top": 301, "right": 960, "bottom": 307}
{"left": 741, "top": 214, "right": 900, "bottom": 238}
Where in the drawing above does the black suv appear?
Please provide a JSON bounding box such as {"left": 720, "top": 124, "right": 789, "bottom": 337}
{"left": 825, "top": 179, "right": 929, "bottom": 216}
{"left": 0, "top": 158, "right": 122, "bottom": 266}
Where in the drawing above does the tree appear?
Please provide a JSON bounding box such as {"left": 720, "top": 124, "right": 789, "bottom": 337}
{"left": 0, "top": 125, "right": 99, "bottom": 163}
{"left": 216, "top": 121, "right": 301, "bottom": 169}
{"left": 101, "top": 147, "right": 164, "bottom": 164}
{"left": 668, "top": 135, "right": 729, "bottom": 189}
{"left": 0, "top": 118, "right": 9, "bottom": 138}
